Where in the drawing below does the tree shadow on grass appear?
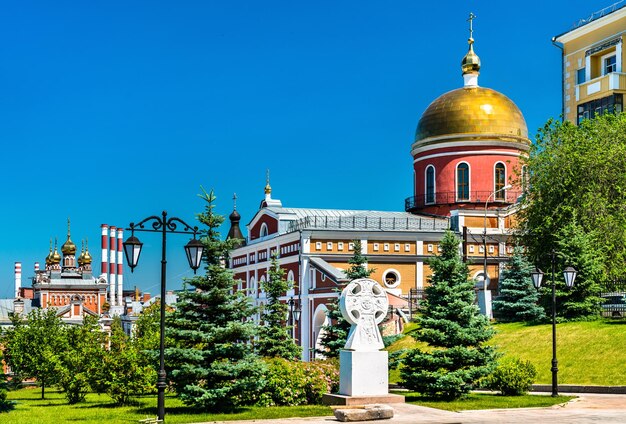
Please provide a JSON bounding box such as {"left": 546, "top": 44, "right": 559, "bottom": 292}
{"left": 134, "top": 405, "right": 249, "bottom": 416}
{"left": 602, "top": 319, "right": 626, "bottom": 325}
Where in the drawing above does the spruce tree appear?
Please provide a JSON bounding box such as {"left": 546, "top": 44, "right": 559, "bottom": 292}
{"left": 317, "top": 240, "right": 373, "bottom": 358}
{"left": 401, "top": 231, "right": 497, "bottom": 400}
{"left": 257, "top": 254, "right": 301, "bottom": 359}
{"left": 493, "top": 246, "right": 545, "bottom": 323}
{"left": 166, "top": 189, "right": 264, "bottom": 411}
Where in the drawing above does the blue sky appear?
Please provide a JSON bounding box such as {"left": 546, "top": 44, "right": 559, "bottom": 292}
{"left": 0, "top": 0, "right": 604, "bottom": 298}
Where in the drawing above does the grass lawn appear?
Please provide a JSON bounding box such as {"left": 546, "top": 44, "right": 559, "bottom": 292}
{"left": 3, "top": 387, "right": 332, "bottom": 424}
{"left": 388, "top": 319, "right": 626, "bottom": 386}
{"left": 402, "top": 392, "right": 575, "bottom": 411}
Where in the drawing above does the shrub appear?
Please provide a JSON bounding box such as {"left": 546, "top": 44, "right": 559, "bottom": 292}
{"left": 258, "top": 358, "right": 339, "bottom": 406}
{"left": 486, "top": 358, "right": 537, "bottom": 396}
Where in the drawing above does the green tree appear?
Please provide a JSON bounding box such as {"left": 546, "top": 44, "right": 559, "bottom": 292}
{"left": 550, "top": 221, "right": 603, "bottom": 319}
{"left": 3, "top": 308, "right": 66, "bottom": 399}
{"left": 166, "top": 189, "right": 264, "bottom": 412}
{"left": 132, "top": 300, "right": 175, "bottom": 373}
{"left": 92, "top": 317, "right": 156, "bottom": 405}
{"left": 56, "top": 315, "right": 107, "bottom": 404}
{"left": 519, "top": 114, "right": 626, "bottom": 307}
{"left": 492, "top": 246, "right": 545, "bottom": 323}
{"left": 257, "top": 254, "right": 301, "bottom": 359}
{"left": 317, "top": 240, "right": 373, "bottom": 358}
{"left": 0, "top": 350, "right": 15, "bottom": 413}
{"left": 401, "top": 231, "right": 497, "bottom": 400}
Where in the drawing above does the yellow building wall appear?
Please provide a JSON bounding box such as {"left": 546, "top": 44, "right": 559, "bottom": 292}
{"left": 465, "top": 216, "right": 498, "bottom": 229}
{"left": 310, "top": 239, "right": 354, "bottom": 254}
{"left": 369, "top": 263, "right": 417, "bottom": 294}
{"left": 560, "top": 16, "right": 626, "bottom": 122}
{"left": 366, "top": 240, "right": 416, "bottom": 255}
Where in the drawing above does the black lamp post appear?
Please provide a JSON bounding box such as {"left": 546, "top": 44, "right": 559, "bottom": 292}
{"left": 123, "top": 211, "right": 203, "bottom": 422}
{"left": 530, "top": 251, "right": 577, "bottom": 397}
{"left": 288, "top": 298, "right": 301, "bottom": 327}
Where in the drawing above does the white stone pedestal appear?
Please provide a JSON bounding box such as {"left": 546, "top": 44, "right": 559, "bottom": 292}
{"left": 339, "top": 350, "right": 388, "bottom": 396}
{"left": 477, "top": 289, "right": 492, "bottom": 319}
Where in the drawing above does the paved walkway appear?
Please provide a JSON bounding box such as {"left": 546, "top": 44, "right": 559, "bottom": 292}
{"left": 196, "top": 393, "right": 626, "bottom": 424}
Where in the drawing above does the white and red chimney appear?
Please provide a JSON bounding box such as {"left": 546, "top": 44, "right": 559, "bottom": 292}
{"left": 116, "top": 228, "right": 124, "bottom": 307}
{"left": 14, "top": 262, "right": 21, "bottom": 298}
{"left": 109, "top": 226, "right": 117, "bottom": 306}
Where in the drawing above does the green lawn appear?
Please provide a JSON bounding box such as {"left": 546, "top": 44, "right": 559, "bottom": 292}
{"left": 402, "top": 392, "right": 575, "bottom": 411}
{"left": 388, "top": 319, "right": 626, "bottom": 385}
{"left": 3, "top": 388, "right": 332, "bottom": 424}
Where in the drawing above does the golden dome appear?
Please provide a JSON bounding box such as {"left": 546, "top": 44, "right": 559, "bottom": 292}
{"left": 51, "top": 242, "right": 61, "bottom": 264}
{"left": 414, "top": 86, "right": 529, "bottom": 145}
{"left": 461, "top": 38, "right": 481, "bottom": 75}
{"left": 83, "top": 241, "right": 93, "bottom": 264}
{"left": 61, "top": 237, "right": 76, "bottom": 255}
{"left": 61, "top": 218, "right": 76, "bottom": 255}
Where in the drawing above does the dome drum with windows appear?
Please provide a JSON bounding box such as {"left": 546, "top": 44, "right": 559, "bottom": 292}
{"left": 406, "top": 15, "right": 530, "bottom": 216}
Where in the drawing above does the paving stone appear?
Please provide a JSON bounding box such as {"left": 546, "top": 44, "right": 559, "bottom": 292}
{"left": 333, "top": 404, "right": 394, "bottom": 422}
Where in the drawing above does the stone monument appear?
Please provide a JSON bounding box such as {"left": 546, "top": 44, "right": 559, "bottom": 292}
{"left": 323, "top": 278, "right": 405, "bottom": 405}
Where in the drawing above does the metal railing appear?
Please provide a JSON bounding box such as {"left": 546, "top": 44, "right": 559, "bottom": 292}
{"left": 286, "top": 215, "right": 449, "bottom": 232}
{"left": 573, "top": 1, "right": 625, "bottom": 30}
{"left": 405, "top": 190, "right": 522, "bottom": 212}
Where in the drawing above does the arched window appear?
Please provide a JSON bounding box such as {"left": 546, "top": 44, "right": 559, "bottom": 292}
{"left": 495, "top": 162, "right": 506, "bottom": 200}
{"left": 425, "top": 165, "right": 435, "bottom": 204}
{"left": 260, "top": 223, "right": 268, "bottom": 238}
{"left": 456, "top": 162, "right": 470, "bottom": 201}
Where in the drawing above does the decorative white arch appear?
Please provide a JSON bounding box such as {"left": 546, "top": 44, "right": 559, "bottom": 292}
{"left": 286, "top": 270, "right": 295, "bottom": 296}
{"left": 312, "top": 303, "right": 330, "bottom": 359}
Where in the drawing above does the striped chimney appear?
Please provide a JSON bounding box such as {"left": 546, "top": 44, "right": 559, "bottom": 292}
{"left": 34, "top": 262, "right": 40, "bottom": 272}
{"left": 101, "top": 224, "right": 109, "bottom": 276}
{"left": 116, "top": 228, "right": 123, "bottom": 307}
{"left": 14, "top": 262, "right": 21, "bottom": 298}
{"left": 109, "top": 226, "right": 117, "bottom": 306}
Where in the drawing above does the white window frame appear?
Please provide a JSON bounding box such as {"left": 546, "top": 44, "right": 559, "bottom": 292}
{"left": 348, "top": 242, "right": 354, "bottom": 251}
{"left": 394, "top": 243, "right": 400, "bottom": 252}
{"left": 327, "top": 242, "right": 333, "bottom": 250}
{"left": 427, "top": 244, "right": 433, "bottom": 253}
{"left": 373, "top": 243, "right": 379, "bottom": 251}
{"left": 260, "top": 223, "right": 269, "bottom": 237}
{"left": 455, "top": 161, "right": 471, "bottom": 201}
{"left": 494, "top": 162, "right": 507, "bottom": 200}
{"left": 338, "top": 242, "right": 344, "bottom": 251}
{"left": 425, "top": 164, "right": 436, "bottom": 205}
{"left": 404, "top": 243, "right": 411, "bottom": 252}
{"left": 384, "top": 243, "right": 389, "bottom": 252}
{"left": 315, "top": 242, "right": 322, "bottom": 250}
{"left": 602, "top": 52, "right": 617, "bottom": 75}
{"left": 469, "top": 245, "right": 475, "bottom": 253}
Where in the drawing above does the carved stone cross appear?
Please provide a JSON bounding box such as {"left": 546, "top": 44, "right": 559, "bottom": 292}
{"left": 340, "top": 278, "right": 389, "bottom": 351}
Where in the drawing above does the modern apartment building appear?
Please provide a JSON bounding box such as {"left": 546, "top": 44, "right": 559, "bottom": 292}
{"left": 554, "top": 2, "right": 626, "bottom": 123}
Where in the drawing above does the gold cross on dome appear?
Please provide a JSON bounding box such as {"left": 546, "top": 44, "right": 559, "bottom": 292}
{"left": 467, "top": 12, "right": 476, "bottom": 39}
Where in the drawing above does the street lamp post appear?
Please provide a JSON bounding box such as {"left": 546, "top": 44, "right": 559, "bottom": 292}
{"left": 481, "top": 184, "right": 512, "bottom": 317}
{"left": 123, "top": 211, "right": 204, "bottom": 422}
{"left": 288, "top": 297, "right": 301, "bottom": 339}
{"left": 531, "top": 252, "right": 577, "bottom": 397}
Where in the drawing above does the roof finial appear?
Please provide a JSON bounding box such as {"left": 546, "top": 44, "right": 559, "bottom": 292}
{"left": 468, "top": 12, "right": 476, "bottom": 41}
{"left": 461, "top": 12, "right": 481, "bottom": 86}
{"left": 233, "top": 193, "right": 238, "bottom": 210}
{"left": 264, "top": 169, "right": 272, "bottom": 195}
